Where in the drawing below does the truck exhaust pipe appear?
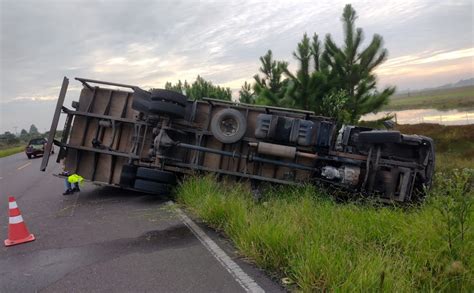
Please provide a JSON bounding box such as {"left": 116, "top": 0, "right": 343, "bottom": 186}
{"left": 248, "top": 142, "right": 317, "bottom": 160}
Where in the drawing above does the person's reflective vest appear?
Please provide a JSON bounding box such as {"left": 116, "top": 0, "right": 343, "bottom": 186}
{"left": 67, "top": 174, "right": 84, "bottom": 184}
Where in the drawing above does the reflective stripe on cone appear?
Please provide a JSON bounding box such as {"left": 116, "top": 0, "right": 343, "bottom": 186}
{"left": 4, "top": 196, "right": 35, "bottom": 247}
{"left": 9, "top": 215, "right": 24, "bottom": 224}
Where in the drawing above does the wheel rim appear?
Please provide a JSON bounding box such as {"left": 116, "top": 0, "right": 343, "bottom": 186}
{"left": 220, "top": 117, "right": 239, "bottom": 136}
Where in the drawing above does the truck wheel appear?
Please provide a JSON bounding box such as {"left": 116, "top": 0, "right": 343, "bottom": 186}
{"left": 150, "top": 89, "right": 188, "bottom": 107}
{"left": 148, "top": 100, "right": 185, "bottom": 118}
{"left": 358, "top": 131, "right": 402, "bottom": 144}
{"left": 133, "top": 87, "right": 151, "bottom": 99}
{"left": 136, "top": 167, "right": 176, "bottom": 184}
{"left": 120, "top": 164, "right": 137, "bottom": 187}
{"left": 134, "top": 179, "right": 170, "bottom": 195}
{"left": 131, "top": 96, "right": 150, "bottom": 113}
{"left": 210, "top": 108, "right": 247, "bottom": 144}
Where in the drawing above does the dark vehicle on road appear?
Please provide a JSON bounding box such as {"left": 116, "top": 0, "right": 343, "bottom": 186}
{"left": 26, "top": 137, "right": 54, "bottom": 159}
{"left": 41, "top": 77, "right": 435, "bottom": 203}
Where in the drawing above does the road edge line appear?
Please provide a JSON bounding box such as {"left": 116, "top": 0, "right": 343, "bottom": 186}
{"left": 167, "top": 201, "right": 265, "bottom": 293}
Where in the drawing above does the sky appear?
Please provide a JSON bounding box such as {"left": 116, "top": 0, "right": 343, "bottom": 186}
{"left": 0, "top": 0, "right": 473, "bottom": 133}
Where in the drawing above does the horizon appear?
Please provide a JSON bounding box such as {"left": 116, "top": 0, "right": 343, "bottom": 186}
{"left": 1, "top": 0, "right": 473, "bottom": 133}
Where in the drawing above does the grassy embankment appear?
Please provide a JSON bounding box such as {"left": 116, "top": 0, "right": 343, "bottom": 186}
{"left": 0, "top": 145, "right": 24, "bottom": 158}
{"left": 175, "top": 124, "right": 473, "bottom": 291}
{"left": 384, "top": 86, "right": 474, "bottom": 111}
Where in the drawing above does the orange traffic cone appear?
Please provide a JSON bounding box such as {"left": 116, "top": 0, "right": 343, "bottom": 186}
{"left": 4, "top": 196, "right": 35, "bottom": 247}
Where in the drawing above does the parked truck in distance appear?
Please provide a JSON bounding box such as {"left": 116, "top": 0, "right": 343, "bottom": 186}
{"left": 41, "top": 77, "right": 435, "bottom": 203}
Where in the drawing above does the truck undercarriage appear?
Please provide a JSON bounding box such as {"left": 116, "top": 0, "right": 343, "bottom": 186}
{"left": 41, "top": 77, "right": 435, "bottom": 203}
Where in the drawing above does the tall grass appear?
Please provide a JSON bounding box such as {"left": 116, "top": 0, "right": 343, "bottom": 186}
{"left": 176, "top": 170, "right": 473, "bottom": 291}
{"left": 0, "top": 145, "right": 24, "bottom": 158}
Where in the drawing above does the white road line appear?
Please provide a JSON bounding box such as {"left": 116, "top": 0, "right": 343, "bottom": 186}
{"left": 168, "top": 201, "right": 265, "bottom": 293}
{"left": 17, "top": 162, "right": 32, "bottom": 170}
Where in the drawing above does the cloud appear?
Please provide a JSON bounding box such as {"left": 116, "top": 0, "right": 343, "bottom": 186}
{"left": 375, "top": 47, "right": 474, "bottom": 89}
{"left": 1, "top": 0, "right": 473, "bottom": 132}
{"left": 12, "top": 95, "right": 57, "bottom": 102}
{"left": 381, "top": 48, "right": 474, "bottom": 69}
{"left": 377, "top": 48, "right": 474, "bottom": 75}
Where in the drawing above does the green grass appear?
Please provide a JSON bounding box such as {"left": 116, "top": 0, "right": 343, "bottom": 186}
{"left": 384, "top": 86, "right": 474, "bottom": 111}
{"left": 176, "top": 173, "right": 473, "bottom": 291}
{"left": 176, "top": 124, "right": 474, "bottom": 291}
{"left": 0, "top": 145, "right": 24, "bottom": 158}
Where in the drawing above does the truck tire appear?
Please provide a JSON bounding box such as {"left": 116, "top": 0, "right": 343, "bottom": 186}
{"left": 136, "top": 167, "right": 176, "bottom": 184}
{"left": 358, "top": 131, "right": 402, "bottom": 144}
{"left": 150, "top": 89, "right": 188, "bottom": 107}
{"left": 134, "top": 179, "right": 170, "bottom": 195}
{"left": 133, "top": 87, "right": 151, "bottom": 99}
{"left": 131, "top": 96, "right": 150, "bottom": 113}
{"left": 119, "top": 164, "right": 137, "bottom": 187}
{"left": 132, "top": 87, "right": 152, "bottom": 113}
{"left": 210, "top": 108, "right": 247, "bottom": 144}
{"left": 148, "top": 100, "right": 185, "bottom": 118}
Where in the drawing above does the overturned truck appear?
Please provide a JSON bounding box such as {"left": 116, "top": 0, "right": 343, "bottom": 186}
{"left": 41, "top": 77, "right": 435, "bottom": 203}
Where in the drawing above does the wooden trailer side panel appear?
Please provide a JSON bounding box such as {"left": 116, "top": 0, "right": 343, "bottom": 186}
{"left": 65, "top": 87, "right": 137, "bottom": 185}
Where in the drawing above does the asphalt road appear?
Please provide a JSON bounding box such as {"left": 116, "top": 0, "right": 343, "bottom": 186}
{"left": 0, "top": 152, "right": 283, "bottom": 292}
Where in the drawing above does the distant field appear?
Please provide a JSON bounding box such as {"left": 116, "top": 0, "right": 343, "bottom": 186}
{"left": 384, "top": 85, "right": 474, "bottom": 111}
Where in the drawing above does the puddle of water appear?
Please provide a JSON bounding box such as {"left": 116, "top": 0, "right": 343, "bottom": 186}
{"left": 362, "top": 108, "right": 474, "bottom": 125}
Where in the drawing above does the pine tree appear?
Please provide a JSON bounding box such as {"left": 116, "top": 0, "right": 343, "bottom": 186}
{"left": 321, "top": 4, "right": 395, "bottom": 123}
{"left": 253, "top": 50, "right": 288, "bottom": 106}
{"left": 283, "top": 33, "right": 328, "bottom": 112}
{"left": 239, "top": 81, "right": 256, "bottom": 104}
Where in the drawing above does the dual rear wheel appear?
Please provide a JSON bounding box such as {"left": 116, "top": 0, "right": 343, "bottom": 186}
{"left": 120, "top": 165, "right": 177, "bottom": 195}
{"left": 131, "top": 88, "right": 188, "bottom": 119}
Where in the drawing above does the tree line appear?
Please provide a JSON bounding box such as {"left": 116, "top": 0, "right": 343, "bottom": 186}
{"left": 0, "top": 124, "right": 62, "bottom": 147}
{"left": 164, "top": 4, "right": 394, "bottom": 124}
{"left": 160, "top": 75, "right": 232, "bottom": 101}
